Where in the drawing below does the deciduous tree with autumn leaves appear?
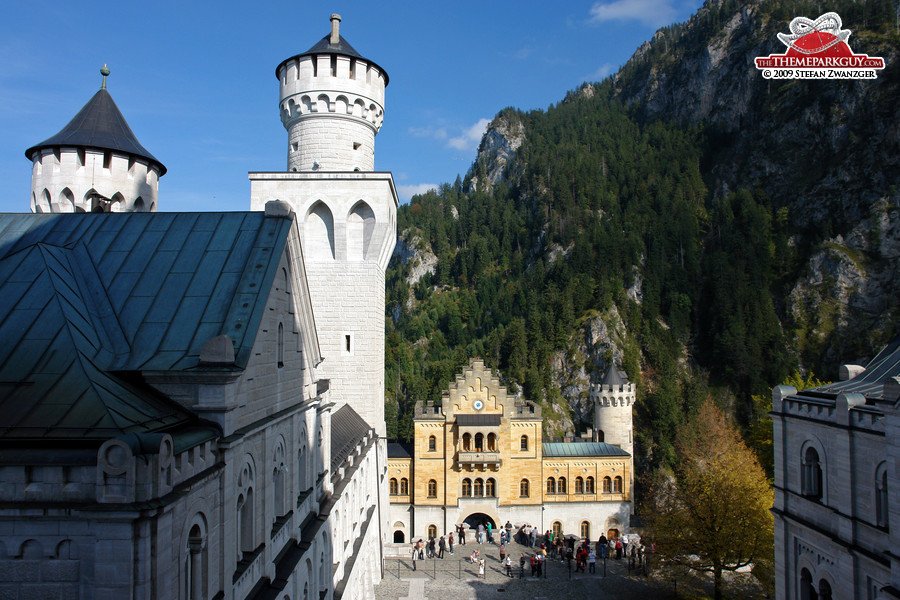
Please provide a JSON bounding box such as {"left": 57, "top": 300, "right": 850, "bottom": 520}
{"left": 643, "top": 400, "right": 773, "bottom": 600}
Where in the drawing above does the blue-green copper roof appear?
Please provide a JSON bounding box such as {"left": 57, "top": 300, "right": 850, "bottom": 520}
{"left": 542, "top": 442, "right": 630, "bottom": 458}
{"left": 0, "top": 211, "right": 293, "bottom": 440}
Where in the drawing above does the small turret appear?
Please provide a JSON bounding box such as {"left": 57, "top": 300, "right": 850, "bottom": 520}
{"left": 276, "top": 14, "right": 388, "bottom": 173}
{"left": 589, "top": 364, "right": 635, "bottom": 456}
{"left": 25, "top": 66, "right": 165, "bottom": 213}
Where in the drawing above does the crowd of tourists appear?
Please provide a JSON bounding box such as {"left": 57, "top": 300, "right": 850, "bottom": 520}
{"left": 410, "top": 520, "right": 650, "bottom": 578}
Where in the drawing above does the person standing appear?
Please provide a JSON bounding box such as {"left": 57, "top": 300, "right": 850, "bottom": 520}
{"left": 588, "top": 549, "right": 596, "bottom": 574}
{"left": 448, "top": 532, "right": 454, "bottom": 555}
{"left": 505, "top": 554, "right": 512, "bottom": 577}
{"left": 438, "top": 535, "right": 446, "bottom": 559}
{"left": 411, "top": 542, "right": 418, "bottom": 571}
{"left": 486, "top": 521, "right": 493, "bottom": 544}
{"left": 458, "top": 524, "right": 466, "bottom": 545}
{"left": 477, "top": 522, "right": 485, "bottom": 544}
{"left": 597, "top": 534, "right": 607, "bottom": 559}
{"left": 478, "top": 558, "right": 485, "bottom": 579}
{"left": 531, "top": 527, "right": 537, "bottom": 548}
{"left": 499, "top": 543, "right": 506, "bottom": 562}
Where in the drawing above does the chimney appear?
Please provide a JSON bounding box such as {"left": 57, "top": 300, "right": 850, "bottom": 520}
{"left": 330, "top": 14, "right": 341, "bottom": 44}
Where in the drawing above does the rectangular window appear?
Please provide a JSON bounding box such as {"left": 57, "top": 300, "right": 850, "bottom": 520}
{"left": 343, "top": 333, "right": 354, "bottom": 356}
{"left": 103, "top": 152, "right": 112, "bottom": 170}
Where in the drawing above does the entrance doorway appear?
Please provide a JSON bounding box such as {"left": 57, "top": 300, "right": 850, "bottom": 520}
{"left": 463, "top": 512, "right": 496, "bottom": 531}
{"left": 393, "top": 530, "right": 405, "bottom": 543}
{"left": 607, "top": 528, "right": 619, "bottom": 539}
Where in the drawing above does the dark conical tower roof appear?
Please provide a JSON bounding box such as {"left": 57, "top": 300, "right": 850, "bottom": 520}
{"left": 25, "top": 82, "right": 166, "bottom": 176}
{"left": 602, "top": 364, "right": 627, "bottom": 387}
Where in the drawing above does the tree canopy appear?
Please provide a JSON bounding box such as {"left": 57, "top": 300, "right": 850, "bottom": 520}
{"left": 643, "top": 400, "right": 773, "bottom": 600}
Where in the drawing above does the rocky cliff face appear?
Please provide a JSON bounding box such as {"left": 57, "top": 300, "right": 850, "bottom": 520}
{"left": 467, "top": 112, "right": 525, "bottom": 193}
{"left": 608, "top": 0, "right": 900, "bottom": 367}
{"left": 547, "top": 306, "right": 632, "bottom": 435}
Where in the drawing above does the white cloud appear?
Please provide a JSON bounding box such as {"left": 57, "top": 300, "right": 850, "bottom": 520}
{"left": 397, "top": 183, "right": 439, "bottom": 204}
{"left": 584, "top": 62, "right": 616, "bottom": 82}
{"left": 447, "top": 118, "right": 490, "bottom": 152}
{"left": 409, "top": 125, "right": 447, "bottom": 140}
{"left": 588, "top": 0, "right": 679, "bottom": 28}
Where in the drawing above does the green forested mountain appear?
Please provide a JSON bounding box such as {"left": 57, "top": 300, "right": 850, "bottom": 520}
{"left": 385, "top": 0, "right": 900, "bottom": 470}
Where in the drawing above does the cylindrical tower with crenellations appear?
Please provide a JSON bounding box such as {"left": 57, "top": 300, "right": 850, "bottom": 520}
{"left": 590, "top": 365, "right": 635, "bottom": 457}
{"left": 276, "top": 14, "right": 387, "bottom": 173}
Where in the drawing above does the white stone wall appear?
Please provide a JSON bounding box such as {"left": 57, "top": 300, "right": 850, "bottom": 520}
{"left": 278, "top": 54, "right": 386, "bottom": 173}
{"left": 30, "top": 148, "right": 160, "bottom": 213}
{"left": 772, "top": 385, "right": 895, "bottom": 600}
{"left": 250, "top": 173, "right": 398, "bottom": 438}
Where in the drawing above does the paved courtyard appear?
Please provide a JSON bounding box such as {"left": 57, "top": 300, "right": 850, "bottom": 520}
{"left": 375, "top": 538, "right": 677, "bottom": 600}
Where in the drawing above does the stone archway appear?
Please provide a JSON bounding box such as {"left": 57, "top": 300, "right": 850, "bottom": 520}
{"left": 462, "top": 512, "right": 497, "bottom": 531}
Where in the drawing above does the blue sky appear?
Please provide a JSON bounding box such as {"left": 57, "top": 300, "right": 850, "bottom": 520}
{"left": 0, "top": 0, "right": 704, "bottom": 212}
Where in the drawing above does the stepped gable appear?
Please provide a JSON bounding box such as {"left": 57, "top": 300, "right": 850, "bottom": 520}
{"left": 25, "top": 87, "right": 166, "bottom": 176}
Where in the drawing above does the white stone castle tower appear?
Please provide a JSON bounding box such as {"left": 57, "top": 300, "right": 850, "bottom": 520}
{"left": 25, "top": 66, "right": 165, "bottom": 213}
{"left": 250, "top": 14, "right": 397, "bottom": 437}
{"left": 590, "top": 364, "right": 636, "bottom": 502}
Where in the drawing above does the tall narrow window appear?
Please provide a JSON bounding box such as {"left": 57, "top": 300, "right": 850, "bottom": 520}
{"left": 428, "top": 435, "right": 436, "bottom": 452}
{"left": 586, "top": 476, "right": 595, "bottom": 494}
{"left": 520, "top": 479, "right": 529, "bottom": 498}
{"left": 427, "top": 479, "right": 437, "bottom": 498}
{"left": 427, "top": 524, "right": 437, "bottom": 539}
{"left": 802, "top": 446, "right": 823, "bottom": 500}
{"left": 277, "top": 322, "right": 284, "bottom": 368}
{"left": 462, "top": 433, "right": 471, "bottom": 451}
{"left": 400, "top": 478, "right": 408, "bottom": 495}
{"left": 520, "top": 435, "right": 528, "bottom": 451}
{"left": 474, "top": 433, "right": 484, "bottom": 452}
{"left": 547, "top": 477, "right": 556, "bottom": 495}
{"left": 486, "top": 478, "right": 496, "bottom": 497}
{"left": 558, "top": 477, "right": 567, "bottom": 494}
{"left": 186, "top": 522, "right": 207, "bottom": 600}
{"left": 580, "top": 521, "right": 590, "bottom": 540}
{"left": 603, "top": 477, "right": 612, "bottom": 493}
{"left": 876, "top": 462, "right": 889, "bottom": 528}
{"left": 613, "top": 476, "right": 622, "bottom": 493}
{"left": 552, "top": 521, "right": 562, "bottom": 538}
{"left": 575, "top": 477, "right": 584, "bottom": 494}
{"left": 474, "top": 478, "right": 484, "bottom": 497}
{"left": 462, "top": 478, "right": 472, "bottom": 497}
{"left": 389, "top": 478, "right": 398, "bottom": 495}
{"left": 487, "top": 433, "right": 497, "bottom": 451}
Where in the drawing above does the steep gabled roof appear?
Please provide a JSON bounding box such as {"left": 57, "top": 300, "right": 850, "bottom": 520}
{"left": 797, "top": 336, "right": 900, "bottom": 401}
{"left": 0, "top": 211, "right": 299, "bottom": 439}
{"left": 25, "top": 88, "right": 166, "bottom": 175}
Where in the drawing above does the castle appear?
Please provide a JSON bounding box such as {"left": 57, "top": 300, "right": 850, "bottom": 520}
{"left": 387, "top": 359, "right": 636, "bottom": 545}
{"left": 0, "top": 15, "right": 393, "bottom": 600}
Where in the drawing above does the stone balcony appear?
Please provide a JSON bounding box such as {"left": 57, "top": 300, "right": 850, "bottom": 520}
{"left": 457, "top": 452, "right": 501, "bottom": 468}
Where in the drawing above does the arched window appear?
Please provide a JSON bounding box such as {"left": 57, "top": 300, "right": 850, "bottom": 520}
{"left": 613, "top": 476, "right": 622, "bottom": 493}
{"left": 552, "top": 521, "right": 562, "bottom": 538}
{"left": 547, "top": 477, "right": 556, "bottom": 495}
{"left": 462, "top": 478, "right": 472, "bottom": 497}
{"left": 428, "top": 435, "right": 436, "bottom": 452}
{"left": 427, "top": 524, "right": 437, "bottom": 539}
{"left": 558, "top": 477, "right": 567, "bottom": 494}
{"left": 580, "top": 521, "right": 590, "bottom": 540}
{"left": 487, "top": 433, "right": 497, "bottom": 451}
{"left": 575, "top": 477, "right": 584, "bottom": 494}
{"left": 876, "top": 461, "right": 889, "bottom": 528}
{"left": 603, "top": 477, "right": 612, "bottom": 493}
{"left": 474, "top": 478, "right": 484, "bottom": 497}
{"left": 185, "top": 516, "right": 208, "bottom": 600}
{"left": 462, "top": 433, "right": 471, "bottom": 451}
{"left": 238, "top": 489, "right": 254, "bottom": 554}
{"left": 427, "top": 479, "right": 437, "bottom": 498}
{"left": 802, "top": 446, "right": 823, "bottom": 500}
{"left": 474, "top": 433, "right": 484, "bottom": 451}
{"left": 520, "top": 479, "right": 529, "bottom": 498}
{"left": 818, "top": 579, "right": 832, "bottom": 600}
{"left": 486, "top": 478, "right": 496, "bottom": 497}
{"left": 400, "top": 478, "right": 409, "bottom": 495}
{"left": 520, "top": 435, "right": 528, "bottom": 451}
{"left": 389, "top": 478, "right": 398, "bottom": 495}
{"left": 586, "top": 476, "right": 595, "bottom": 494}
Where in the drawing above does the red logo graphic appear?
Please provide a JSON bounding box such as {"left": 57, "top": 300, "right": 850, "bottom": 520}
{"left": 755, "top": 12, "right": 885, "bottom": 79}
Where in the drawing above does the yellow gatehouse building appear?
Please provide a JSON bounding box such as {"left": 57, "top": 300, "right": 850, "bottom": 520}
{"left": 387, "top": 358, "right": 635, "bottom": 544}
